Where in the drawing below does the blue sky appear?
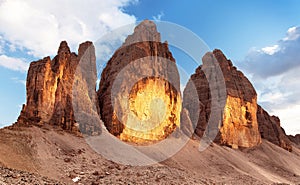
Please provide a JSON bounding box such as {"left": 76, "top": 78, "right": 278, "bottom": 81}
{"left": 126, "top": 0, "right": 300, "bottom": 60}
{"left": 0, "top": 0, "right": 300, "bottom": 135}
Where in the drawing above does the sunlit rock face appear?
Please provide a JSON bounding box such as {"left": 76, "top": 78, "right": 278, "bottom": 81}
{"left": 120, "top": 77, "right": 181, "bottom": 143}
{"left": 16, "top": 41, "right": 100, "bottom": 135}
{"left": 183, "top": 49, "right": 261, "bottom": 148}
{"left": 98, "top": 20, "right": 181, "bottom": 144}
{"left": 222, "top": 96, "right": 260, "bottom": 148}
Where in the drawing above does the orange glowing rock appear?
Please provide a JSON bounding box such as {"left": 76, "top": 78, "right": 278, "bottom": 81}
{"left": 119, "top": 77, "right": 181, "bottom": 143}
{"left": 221, "top": 96, "right": 261, "bottom": 148}
{"left": 17, "top": 41, "right": 100, "bottom": 135}
{"left": 183, "top": 50, "right": 262, "bottom": 148}
{"left": 98, "top": 20, "right": 182, "bottom": 144}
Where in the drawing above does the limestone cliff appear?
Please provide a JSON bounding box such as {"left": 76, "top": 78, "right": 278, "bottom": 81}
{"left": 97, "top": 20, "right": 181, "bottom": 143}
{"left": 16, "top": 41, "right": 100, "bottom": 135}
{"left": 183, "top": 49, "right": 262, "bottom": 148}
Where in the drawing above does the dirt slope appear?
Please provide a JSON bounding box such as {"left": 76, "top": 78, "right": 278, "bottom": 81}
{"left": 169, "top": 139, "right": 300, "bottom": 184}
{"left": 0, "top": 126, "right": 299, "bottom": 184}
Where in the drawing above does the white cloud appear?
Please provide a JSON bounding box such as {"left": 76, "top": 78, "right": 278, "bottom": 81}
{"left": 0, "top": 35, "right": 4, "bottom": 54}
{"left": 251, "top": 66, "right": 300, "bottom": 135}
{"left": 8, "top": 43, "right": 17, "bottom": 52}
{"left": 153, "top": 12, "right": 164, "bottom": 21}
{"left": 284, "top": 26, "right": 300, "bottom": 41}
{"left": 261, "top": 44, "right": 279, "bottom": 55}
{"left": 0, "top": 0, "right": 137, "bottom": 58}
{"left": 243, "top": 26, "right": 300, "bottom": 78}
{"left": 11, "top": 77, "right": 26, "bottom": 85}
{"left": 269, "top": 104, "right": 300, "bottom": 136}
{"left": 0, "top": 55, "right": 29, "bottom": 72}
{"left": 240, "top": 26, "right": 300, "bottom": 135}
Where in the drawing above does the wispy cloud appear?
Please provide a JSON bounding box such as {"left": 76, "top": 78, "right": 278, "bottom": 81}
{"left": 11, "top": 77, "right": 26, "bottom": 85}
{"left": 152, "top": 11, "right": 164, "bottom": 21}
{"left": 8, "top": 43, "right": 17, "bottom": 52}
{"left": 0, "top": 55, "right": 29, "bottom": 72}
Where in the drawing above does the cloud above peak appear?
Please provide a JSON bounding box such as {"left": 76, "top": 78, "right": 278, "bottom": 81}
{"left": 261, "top": 44, "right": 279, "bottom": 55}
{"left": 153, "top": 12, "right": 164, "bottom": 21}
{"left": 243, "top": 26, "right": 300, "bottom": 79}
{"left": 0, "top": 0, "right": 137, "bottom": 58}
{"left": 241, "top": 26, "right": 300, "bottom": 135}
{"left": 284, "top": 26, "right": 300, "bottom": 41}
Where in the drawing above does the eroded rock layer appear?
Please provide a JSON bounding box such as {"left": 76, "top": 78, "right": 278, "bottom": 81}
{"left": 97, "top": 20, "right": 181, "bottom": 143}
{"left": 183, "top": 49, "right": 261, "bottom": 148}
{"left": 16, "top": 41, "right": 100, "bottom": 135}
{"left": 257, "top": 105, "right": 292, "bottom": 151}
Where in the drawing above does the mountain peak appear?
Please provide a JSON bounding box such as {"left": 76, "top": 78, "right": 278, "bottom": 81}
{"left": 124, "top": 20, "right": 161, "bottom": 45}
{"left": 57, "top": 41, "right": 70, "bottom": 55}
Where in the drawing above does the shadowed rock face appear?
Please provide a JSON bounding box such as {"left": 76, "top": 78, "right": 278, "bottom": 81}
{"left": 97, "top": 20, "right": 182, "bottom": 143}
{"left": 257, "top": 105, "right": 292, "bottom": 151}
{"left": 288, "top": 134, "right": 300, "bottom": 146}
{"left": 16, "top": 41, "right": 100, "bottom": 135}
{"left": 183, "top": 49, "right": 262, "bottom": 148}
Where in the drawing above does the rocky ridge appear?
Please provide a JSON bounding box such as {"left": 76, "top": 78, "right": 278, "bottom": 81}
{"left": 16, "top": 41, "right": 100, "bottom": 135}
{"left": 257, "top": 105, "right": 292, "bottom": 151}
{"left": 13, "top": 20, "right": 297, "bottom": 151}
{"left": 289, "top": 134, "right": 300, "bottom": 145}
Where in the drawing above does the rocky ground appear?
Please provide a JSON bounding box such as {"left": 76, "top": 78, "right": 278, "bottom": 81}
{"left": 0, "top": 125, "right": 300, "bottom": 185}
{"left": 0, "top": 126, "right": 207, "bottom": 185}
{"left": 0, "top": 166, "right": 64, "bottom": 185}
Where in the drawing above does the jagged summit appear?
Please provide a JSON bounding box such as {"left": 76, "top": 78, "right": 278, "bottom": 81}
{"left": 78, "top": 41, "right": 94, "bottom": 58}
{"left": 212, "top": 49, "right": 257, "bottom": 102}
{"left": 16, "top": 40, "right": 99, "bottom": 135}
{"left": 57, "top": 40, "right": 71, "bottom": 55}
{"left": 124, "top": 20, "right": 161, "bottom": 45}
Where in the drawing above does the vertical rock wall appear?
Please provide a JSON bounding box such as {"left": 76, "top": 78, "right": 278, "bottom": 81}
{"left": 17, "top": 41, "right": 100, "bottom": 134}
